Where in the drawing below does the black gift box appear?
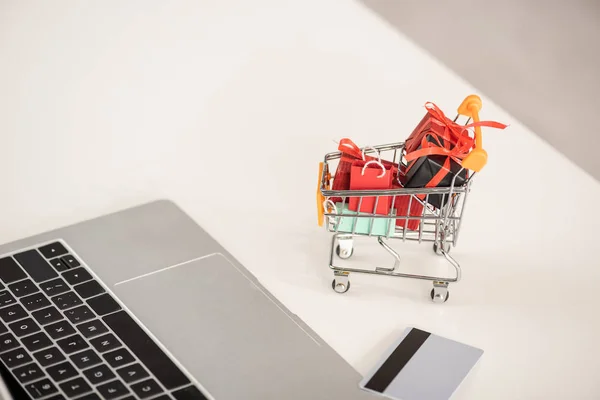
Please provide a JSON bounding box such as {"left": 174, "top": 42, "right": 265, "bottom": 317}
{"left": 403, "top": 152, "right": 468, "bottom": 209}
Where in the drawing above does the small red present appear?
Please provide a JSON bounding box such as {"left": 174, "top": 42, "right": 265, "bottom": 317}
{"left": 404, "top": 112, "right": 449, "bottom": 154}
{"left": 403, "top": 102, "right": 507, "bottom": 208}
{"left": 405, "top": 102, "right": 506, "bottom": 155}
{"left": 392, "top": 180, "right": 423, "bottom": 231}
{"left": 348, "top": 159, "right": 393, "bottom": 215}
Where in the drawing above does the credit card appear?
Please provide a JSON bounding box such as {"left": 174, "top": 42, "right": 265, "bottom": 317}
{"left": 359, "top": 327, "right": 483, "bottom": 400}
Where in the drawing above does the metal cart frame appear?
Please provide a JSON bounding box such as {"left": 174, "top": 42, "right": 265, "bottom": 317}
{"left": 316, "top": 95, "right": 505, "bottom": 302}
{"left": 318, "top": 139, "right": 476, "bottom": 303}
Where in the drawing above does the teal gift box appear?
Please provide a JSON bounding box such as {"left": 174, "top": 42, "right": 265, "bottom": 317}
{"left": 331, "top": 202, "right": 396, "bottom": 236}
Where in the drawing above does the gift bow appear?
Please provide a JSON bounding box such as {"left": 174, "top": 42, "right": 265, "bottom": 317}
{"left": 406, "top": 133, "right": 472, "bottom": 167}
{"left": 405, "top": 102, "right": 507, "bottom": 164}
{"left": 337, "top": 138, "right": 398, "bottom": 169}
{"left": 338, "top": 138, "right": 373, "bottom": 160}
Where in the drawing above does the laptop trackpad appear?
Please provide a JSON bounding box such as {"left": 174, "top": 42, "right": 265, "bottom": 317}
{"left": 112, "top": 253, "right": 348, "bottom": 399}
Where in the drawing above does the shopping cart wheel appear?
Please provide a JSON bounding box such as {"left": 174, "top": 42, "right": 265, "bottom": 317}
{"left": 336, "top": 244, "right": 354, "bottom": 259}
{"left": 332, "top": 276, "right": 351, "bottom": 294}
{"left": 430, "top": 282, "right": 449, "bottom": 303}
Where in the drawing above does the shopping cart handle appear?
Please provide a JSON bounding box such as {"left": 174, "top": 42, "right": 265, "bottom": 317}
{"left": 457, "top": 95, "right": 487, "bottom": 172}
{"left": 317, "top": 162, "right": 325, "bottom": 226}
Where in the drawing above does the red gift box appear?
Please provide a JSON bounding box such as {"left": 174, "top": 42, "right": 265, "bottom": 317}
{"left": 403, "top": 102, "right": 507, "bottom": 203}
{"left": 405, "top": 102, "right": 507, "bottom": 156}
{"left": 404, "top": 112, "right": 449, "bottom": 154}
{"left": 392, "top": 181, "right": 423, "bottom": 231}
{"left": 348, "top": 159, "right": 393, "bottom": 215}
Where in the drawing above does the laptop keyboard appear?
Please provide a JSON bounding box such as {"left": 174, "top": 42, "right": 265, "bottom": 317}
{"left": 0, "top": 241, "right": 207, "bottom": 400}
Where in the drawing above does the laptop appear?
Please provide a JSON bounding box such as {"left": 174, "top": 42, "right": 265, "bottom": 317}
{"left": 0, "top": 199, "right": 378, "bottom": 399}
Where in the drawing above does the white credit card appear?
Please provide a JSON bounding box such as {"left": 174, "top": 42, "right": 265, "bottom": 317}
{"left": 360, "top": 327, "right": 483, "bottom": 400}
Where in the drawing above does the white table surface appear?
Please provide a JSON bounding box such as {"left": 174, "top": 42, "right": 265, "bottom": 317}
{"left": 2, "top": 1, "right": 599, "bottom": 399}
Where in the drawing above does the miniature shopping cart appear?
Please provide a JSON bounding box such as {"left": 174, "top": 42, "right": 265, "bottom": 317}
{"left": 316, "top": 96, "right": 492, "bottom": 303}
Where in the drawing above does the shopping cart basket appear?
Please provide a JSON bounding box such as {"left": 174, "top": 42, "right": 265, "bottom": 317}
{"left": 316, "top": 95, "right": 493, "bottom": 303}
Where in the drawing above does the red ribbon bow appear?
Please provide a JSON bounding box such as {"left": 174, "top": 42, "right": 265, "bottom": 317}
{"left": 338, "top": 138, "right": 366, "bottom": 160}
{"left": 337, "top": 138, "right": 398, "bottom": 170}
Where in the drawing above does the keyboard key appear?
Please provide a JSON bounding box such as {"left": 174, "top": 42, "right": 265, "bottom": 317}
{"left": 90, "top": 333, "right": 121, "bottom": 353}
{"left": 46, "top": 360, "right": 78, "bottom": 382}
{"left": 87, "top": 293, "right": 121, "bottom": 316}
{"left": 0, "top": 304, "right": 27, "bottom": 323}
{"left": 103, "top": 347, "right": 134, "bottom": 368}
{"left": 8, "top": 279, "right": 39, "bottom": 297}
{"left": 45, "top": 320, "right": 76, "bottom": 340}
{"left": 21, "top": 331, "right": 52, "bottom": 352}
{"left": 25, "top": 377, "right": 58, "bottom": 398}
{"left": 152, "top": 396, "right": 171, "bottom": 400}
{"left": 1, "top": 347, "right": 32, "bottom": 367}
{"left": 13, "top": 362, "right": 45, "bottom": 383}
{"left": 131, "top": 378, "right": 163, "bottom": 399}
{"left": 104, "top": 311, "right": 190, "bottom": 390}
{"left": 0, "top": 321, "right": 6, "bottom": 335}
{"left": 62, "top": 268, "right": 92, "bottom": 285}
{"left": 76, "top": 394, "right": 101, "bottom": 400}
{"left": 83, "top": 363, "right": 115, "bottom": 384}
{"left": 14, "top": 250, "right": 58, "bottom": 283}
{"left": 57, "top": 334, "right": 89, "bottom": 354}
{"left": 97, "top": 379, "right": 129, "bottom": 399}
{"left": 39, "top": 242, "right": 68, "bottom": 259}
{"left": 0, "top": 290, "right": 17, "bottom": 308}
{"left": 59, "top": 377, "right": 91, "bottom": 398}
{"left": 116, "top": 363, "right": 149, "bottom": 383}
{"left": 21, "top": 292, "right": 51, "bottom": 311}
{"left": 74, "top": 280, "right": 105, "bottom": 299}
{"left": 0, "top": 332, "right": 19, "bottom": 352}
{"left": 77, "top": 319, "right": 108, "bottom": 339}
{"left": 41, "top": 278, "right": 69, "bottom": 297}
{"left": 61, "top": 254, "right": 80, "bottom": 269}
{"left": 51, "top": 291, "right": 83, "bottom": 310}
{"left": 172, "top": 385, "right": 208, "bottom": 400}
{"left": 50, "top": 258, "right": 68, "bottom": 272}
{"left": 32, "top": 306, "right": 63, "bottom": 325}
{"left": 9, "top": 317, "right": 40, "bottom": 337}
{"left": 70, "top": 348, "right": 101, "bottom": 369}
{"left": 46, "top": 395, "right": 66, "bottom": 400}
{"left": 0, "top": 257, "right": 27, "bottom": 283}
{"left": 65, "top": 305, "right": 95, "bottom": 324}
{"left": 33, "top": 346, "right": 66, "bottom": 367}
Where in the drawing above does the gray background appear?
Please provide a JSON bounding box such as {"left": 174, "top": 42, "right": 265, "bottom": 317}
{"left": 362, "top": 0, "right": 600, "bottom": 181}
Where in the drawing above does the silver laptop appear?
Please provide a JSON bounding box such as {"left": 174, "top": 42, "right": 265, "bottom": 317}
{"left": 0, "top": 199, "right": 378, "bottom": 399}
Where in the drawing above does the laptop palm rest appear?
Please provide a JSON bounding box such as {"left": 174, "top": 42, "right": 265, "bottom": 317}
{"left": 111, "top": 253, "right": 372, "bottom": 399}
